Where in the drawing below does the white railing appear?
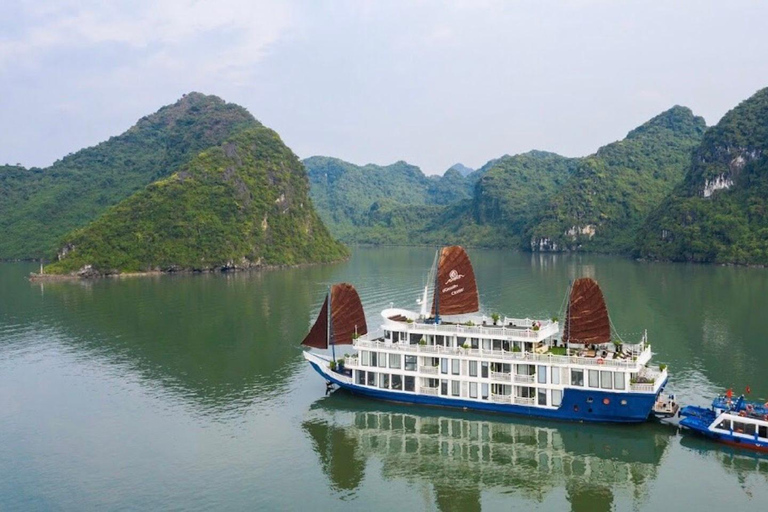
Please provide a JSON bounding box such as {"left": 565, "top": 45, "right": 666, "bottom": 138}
{"left": 630, "top": 383, "right": 655, "bottom": 392}
{"left": 514, "top": 374, "right": 535, "bottom": 384}
{"left": 490, "top": 393, "right": 511, "bottom": 404}
{"left": 419, "top": 387, "right": 439, "bottom": 396}
{"left": 490, "top": 371, "right": 512, "bottom": 382}
{"left": 514, "top": 397, "right": 536, "bottom": 405}
{"left": 344, "top": 357, "right": 359, "bottom": 368}
{"left": 419, "top": 365, "right": 438, "bottom": 375}
{"left": 380, "top": 319, "right": 559, "bottom": 342}
{"left": 353, "top": 338, "right": 650, "bottom": 370}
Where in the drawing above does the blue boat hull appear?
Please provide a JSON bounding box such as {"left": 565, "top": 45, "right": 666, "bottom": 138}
{"left": 309, "top": 361, "right": 661, "bottom": 424}
{"left": 680, "top": 405, "right": 768, "bottom": 453}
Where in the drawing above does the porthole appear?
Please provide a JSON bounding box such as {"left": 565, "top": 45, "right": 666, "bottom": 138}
{"left": 586, "top": 397, "right": 593, "bottom": 403}
{"left": 588, "top": 408, "right": 593, "bottom": 413}
{"left": 574, "top": 405, "right": 579, "bottom": 412}
{"left": 620, "top": 399, "right": 627, "bottom": 406}
{"left": 603, "top": 398, "right": 610, "bottom": 405}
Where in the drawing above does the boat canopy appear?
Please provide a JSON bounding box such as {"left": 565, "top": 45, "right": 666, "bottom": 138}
{"left": 563, "top": 277, "right": 611, "bottom": 345}
{"left": 301, "top": 283, "right": 368, "bottom": 349}
{"left": 431, "top": 246, "right": 479, "bottom": 317}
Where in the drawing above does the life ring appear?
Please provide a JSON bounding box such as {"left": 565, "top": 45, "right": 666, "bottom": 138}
{"left": 597, "top": 358, "right": 605, "bottom": 365}
{"left": 603, "top": 398, "right": 610, "bottom": 405}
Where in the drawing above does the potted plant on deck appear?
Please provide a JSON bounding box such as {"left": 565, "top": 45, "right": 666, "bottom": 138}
{"left": 491, "top": 313, "right": 500, "bottom": 326}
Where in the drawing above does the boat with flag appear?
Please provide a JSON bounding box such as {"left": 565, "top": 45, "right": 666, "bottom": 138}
{"left": 679, "top": 390, "right": 768, "bottom": 452}
{"left": 301, "top": 246, "right": 669, "bottom": 423}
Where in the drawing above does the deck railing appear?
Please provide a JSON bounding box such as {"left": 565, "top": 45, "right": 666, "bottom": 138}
{"left": 381, "top": 319, "right": 559, "bottom": 342}
{"left": 490, "top": 393, "right": 511, "bottom": 404}
{"left": 490, "top": 371, "right": 512, "bottom": 382}
{"left": 419, "top": 387, "right": 439, "bottom": 396}
{"left": 514, "top": 397, "right": 536, "bottom": 405}
{"left": 514, "top": 374, "right": 535, "bottom": 384}
{"left": 630, "top": 383, "right": 655, "bottom": 393}
{"left": 419, "top": 365, "right": 438, "bottom": 375}
{"left": 354, "top": 338, "right": 650, "bottom": 369}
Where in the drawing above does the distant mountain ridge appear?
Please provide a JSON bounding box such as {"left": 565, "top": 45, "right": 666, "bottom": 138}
{"left": 637, "top": 87, "right": 768, "bottom": 264}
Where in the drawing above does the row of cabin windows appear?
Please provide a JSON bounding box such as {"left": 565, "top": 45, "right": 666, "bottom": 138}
{"left": 359, "top": 351, "right": 625, "bottom": 390}
{"left": 570, "top": 369, "right": 626, "bottom": 390}
{"left": 715, "top": 419, "right": 768, "bottom": 439}
{"left": 356, "top": 370, "right": 563, "bottom": 406}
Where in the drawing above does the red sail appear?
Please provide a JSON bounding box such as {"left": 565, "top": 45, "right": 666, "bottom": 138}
{"left": 563, "top": 278, "right": 611, "bottom": 345}
{"left": 431, "top": 246, "right": 479, "bottom": 316}
{"left": 301, "top": 283, "right": 368, "bottom": 348}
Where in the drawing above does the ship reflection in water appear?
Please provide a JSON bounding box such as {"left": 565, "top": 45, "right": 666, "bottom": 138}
{"left": 303, "top": 392, "right": 673, "bottom": 511}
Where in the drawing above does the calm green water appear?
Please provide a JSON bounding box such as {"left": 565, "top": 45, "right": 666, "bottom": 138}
{"left": 2, "top": 247, "right": 768, "bottom": 511}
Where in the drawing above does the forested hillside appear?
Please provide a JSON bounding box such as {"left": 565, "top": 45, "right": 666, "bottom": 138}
{"left": 528, "top": 107, "right": 706, "bottom": 253}
{"left": 0, "top": 93, "right": 256, "bottom": 259}
{"left": 637, "top": 88, "right": 768, "bottom": 264}
{"left": 46, "top": 127, "right": 348, "bottom": 275}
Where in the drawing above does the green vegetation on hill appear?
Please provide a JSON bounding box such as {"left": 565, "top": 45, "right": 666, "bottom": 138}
{"left": 472, "top": 151, "right": 578, "bottom": 247}
{"left": 636, "top": 88, "right": 768, "bottom": 264}
{"left": 528, "top": 107, "right": 706, "bottom": 253}
{"left": 46, "top": 128, "right": 348, "bottom": 275}
{"left": 304, "top": 156, "right": 473, "bottom": 243}
{"left": 0, "top": 92, "right": 257, "bottom": 260}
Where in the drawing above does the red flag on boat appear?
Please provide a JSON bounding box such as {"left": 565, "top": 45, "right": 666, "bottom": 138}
{"left": 746, "top": 385, "right": 751, "bottom": 394}
{"left": 726, "top": 388, "right": 733, "bottom": 399}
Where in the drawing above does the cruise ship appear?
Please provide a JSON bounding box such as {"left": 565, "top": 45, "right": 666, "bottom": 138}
{"left": 301, "top": 246, "right": 668, "bottom": 423}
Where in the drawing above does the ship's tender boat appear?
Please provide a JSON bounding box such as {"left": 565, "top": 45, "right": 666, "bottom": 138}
{"left": 301, "top": 246, "right": 668, "bottom": 423}
{"left": 679, "top": 395, "right": 768, "bottom": 452}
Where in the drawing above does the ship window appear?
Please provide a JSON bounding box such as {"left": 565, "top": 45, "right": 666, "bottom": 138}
{"left": 370, "top": 352, "right": 377, "bottom": 367}
{"left": 481, "top": 362, "right": 489, "bottom": 378}
{"left": 378, "top": 354, "right": 386, "bottom": 368}
{"left": 405, "top": 355, "right": 417, "bottom": 371}
{"left": 744, "top": 423, "right": 756, "bottom": 436}
{"left": 716, "top": 419, "right": 730, "bottom": 430}
{"left": 733, "top": 421, "right": 746, "bottom": 434}
{"left": 601, "top": 371, "right": 613, "bottom": 389}
{"left": 470, "top": 382, "right": 478, "bottom": 398}
{"left": 614, "top": 373, "right": 625, "bottom": 390}
{"left": 441, "top": 380, "right": 448, "bottom": 395}
{"left": 759, "top": 425, "right": 768, "bottom": 439}
{"left": 588, "top": 370, "right": 599, "bottom": 388}
{"left": 435, "top": 335, "right": 444, "bottom": 346}
{"left": 441, "top": 358, "right": 448, "bottom": 374}
{"left": 381, "top": 373, "right": 389, "bottom": 389}
{"left": 471, "top": 338, "right": 479, "bottom": 349}
{"left": 469, "top": 360, "right": 478, "bottom": 377}
{"left": 451, "top": 359, "right": 460, "bottom": 375}
{"left": 571, "top": 369, "right": 584, "bottom": 387}
{"left": 367, "top": 371, "right": 376, "bottom": 386}
{"left": 404, "top": 376, "right": 415, "bottom": 392}
{"left": 357, "top": 370, "right": 366, "bottom": 385}
{"left": 389, "top": 353, "right": 401, "bottom": 369}
{"left": 538, "top": 366, "right": 547, "bottom": 384}
{"left": 482, "top": 339, "right": 491, "bottom": 351}
{"left": 452, "top": 381, "right": 460, "bottom": 396}
{"left": 552, "top": 368, "right": 561, "bottom": 385}
{"left": 552, "top": 389, "right": 562, "bottom": 407}
{"left": 392, "top": 374, "right": 402, "bottom": 390}
{"left": 361, "top": 351, "right": 369, "bottom": 366}
{"left": 457, "top": 336, "right": 466, "bottom": 347}
{"left": 538, "top": 389, "right": 547, "bottom": 406}
{"left": 481, "top": 383, "right": 489, "bottom": 399}
{"left": 384, "top": 330, "right": 391, "bottom": 340}
{"left": 392, "top": 331, "right": 399, "bottom": 343}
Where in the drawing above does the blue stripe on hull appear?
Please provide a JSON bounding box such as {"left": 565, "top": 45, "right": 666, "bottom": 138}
{"left": 309, "top": 362, "right": 659, "bottom": 424}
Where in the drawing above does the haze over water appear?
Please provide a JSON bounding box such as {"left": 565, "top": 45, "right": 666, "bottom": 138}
{"left": 2, "top": 247, "right": 768, "bottom": 511}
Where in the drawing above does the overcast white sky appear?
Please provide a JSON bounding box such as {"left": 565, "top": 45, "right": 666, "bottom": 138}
{"left": 1, "top": 0, "right": 767, "bottom": 175}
